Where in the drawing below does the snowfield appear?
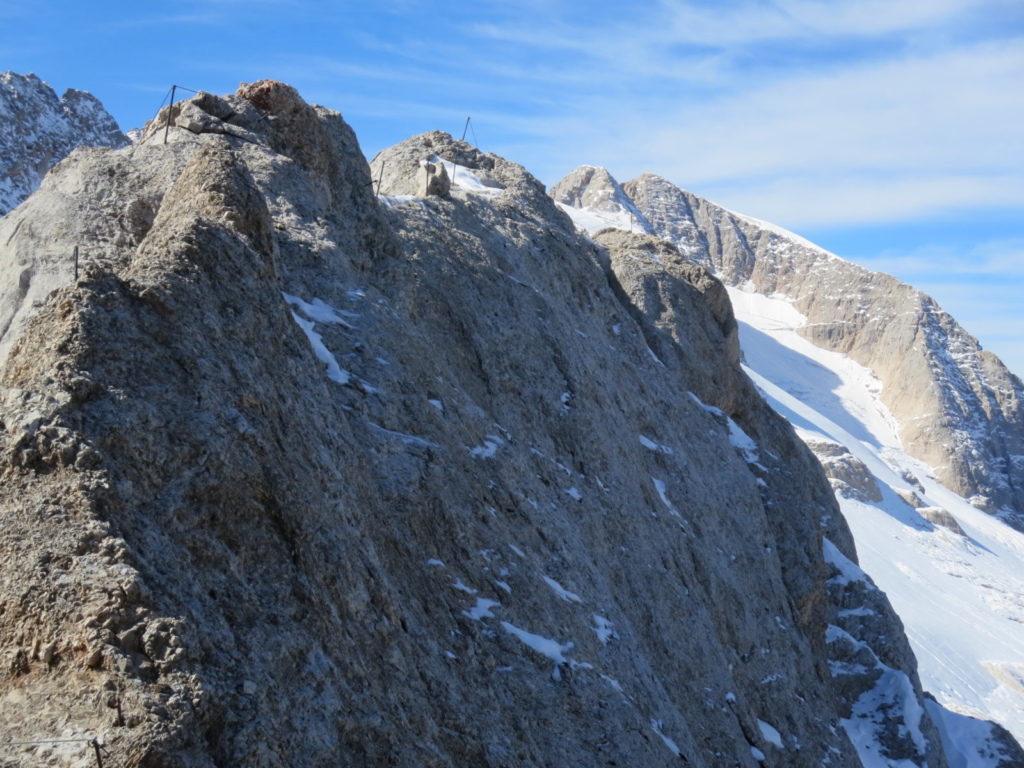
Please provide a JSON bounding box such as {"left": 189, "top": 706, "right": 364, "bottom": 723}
{"left": 729, "top": 286, "right": 1024, "bottom": 755}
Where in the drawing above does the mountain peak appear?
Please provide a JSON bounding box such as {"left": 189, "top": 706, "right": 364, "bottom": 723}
{"left": 550, "top": 165, "right": 651, "bottom": 235}
{"left": 0, "top": 71, "right": 127, "bottom": 217}
{"left": 557, "top": 167, "right": 1024, "bottom": 750}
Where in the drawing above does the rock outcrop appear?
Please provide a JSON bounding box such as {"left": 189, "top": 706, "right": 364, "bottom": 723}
{"left": 803, "top": 437, "right": 884, "bottom": 504}
{"left": 0, "top": 82, "right": 951, "bottom": 767}
{"left": 0, "top": 72, "right": 127, "bottom": 217}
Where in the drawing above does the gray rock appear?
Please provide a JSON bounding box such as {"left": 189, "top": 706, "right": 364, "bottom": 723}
{"left": 550, "top": 164, "right": 651, "bottom": 235}
{"left": 822, "top": 540, "right": 949, "bottom": 768}
{"left": 917, "top": 507, "right": 966, "bottom": 536}
{"left": 0, "top": 82, "right": 949, "bottom": 767}
{"left": 894, "top": 488, "right": 926, "bottom": 508}
{"left": 803, "top": 437, "right": 883, "bottom": 503}
{"left": 416, "top": 159, "right": 450, "bottom": 197}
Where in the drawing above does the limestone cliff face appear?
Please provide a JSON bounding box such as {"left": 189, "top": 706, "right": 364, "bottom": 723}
{"left": 0, "top": 83, "right": 947, "bottom": 767}
{"left": 611, "top": 171, "right": 1024, "bottom": 529}
{"left": 0, "top": 72, "right": 128, "bottom": 217}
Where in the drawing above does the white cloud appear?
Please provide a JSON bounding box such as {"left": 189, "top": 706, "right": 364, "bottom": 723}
{"left": 667, "top": 40, "right": 1024, "bottom": 180}
{"left": 519, "top": 37, "right": 1024, "bottom": 227}
{"left": 775, "top": 0, "right": 960, "bottom": 35}
{"left": 694, "top": 173, "right": 1024, "bottom": 231}
{"left": 119, "top": 0, "right": 1022, "bottom": 236}
{"left": 861, "top": 239, "right": 1024, "bottom": 279}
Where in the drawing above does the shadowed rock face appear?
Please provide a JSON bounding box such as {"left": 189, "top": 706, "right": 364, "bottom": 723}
{"left": 614, "top": 171, "right": 1024, "bottom": 530}
{"left": 0, "top": 84, "right": 953, "bottom": 767}
{"left": 0, "top": 71, "right": 127, "bottom": 217}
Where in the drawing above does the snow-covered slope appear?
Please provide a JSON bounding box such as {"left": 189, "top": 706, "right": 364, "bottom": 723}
{"left": 629, "top": 173, "right": 1024, "bottom": 531}
{"left": 555, "top": 167, "right": 1024, "bottom": 528}
{"left": 731, "top": 287, "right": 1024, "bottom": 762}
{"left": 0, "top": 71, "right": 127, "bottom": 216}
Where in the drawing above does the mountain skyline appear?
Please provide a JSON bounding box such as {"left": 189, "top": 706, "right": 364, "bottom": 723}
{"left": 2, "top": 0, "right": 1022, "bottom": 376}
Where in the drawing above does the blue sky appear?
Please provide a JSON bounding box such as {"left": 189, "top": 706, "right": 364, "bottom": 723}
{"left": 3, "top": 0, "right": 1023, "bottom": 375}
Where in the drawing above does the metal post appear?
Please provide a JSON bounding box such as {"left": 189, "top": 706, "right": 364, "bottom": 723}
{"left": 163, "top": 85, "right": 177, "bottom": 145}
{"left": 92, "top": 739, "right": 104, "bottom": 768}
{"left": 461, "top": 116, "right": 471, "bottom": 142}
{"left": 73, "top": 245, "right": 79, "bottom": 280}
{"left": 377, "top": 160, "right": 385, "bottom": 197}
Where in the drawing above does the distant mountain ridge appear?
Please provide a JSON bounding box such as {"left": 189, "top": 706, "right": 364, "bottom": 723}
{"left": 552, "top": 167, "right": 1024, "bottom": 531}
{"left": 0, "top": 71, "right": 127, "bottom": 216}
{"left": 552, "top": 165, "right": 1024, "bottom": 755}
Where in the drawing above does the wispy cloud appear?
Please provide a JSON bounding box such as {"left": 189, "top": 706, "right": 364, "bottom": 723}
{"left": 321, "top": 1, "right": 1022, "bottom": 232}
{"left": 864, "top": 239, "right": 1024, "bottom": 279}
{"left": 507, "top": 34, "right": 1024, "bottom": 227}
{"left": 0, "top": 0, "right": 42, "bottom": 21}
{"left": 103, "top": 0, "right": 305, "bottom": 31}
{"left": 649, "top": 39, "right": 1024, "bottom": 180}
{"left": 654, "top": 0, "right": 1008, "bottom": 44}
{"left": 12, "top": 0, "right": 1021, "bottom": 236}
{"left": 104, "top": 13, "right": 227, "bottom": 30}
{"left": 699, "top": 173, "right": 1024, "bottom": 231}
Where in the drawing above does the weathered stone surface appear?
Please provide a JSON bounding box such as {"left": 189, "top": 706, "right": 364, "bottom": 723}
{"left": 550, "top": 164, "right": 651, "bottom": 235}
{"left": 822, "top": 543, "right": 949, "bottom": 768}
{"left": 895, "top": 488, "right": 926, "bottom": 508}
{"left": 416, "top": 159, "right": 450, "bottom": 197}
{"left": 551, "top": 165, "right": 646, "bottom": 218}
{"left": 369, "top": 129, "right": 505, "bottom": 200}
{"left": 917, "top": 507, "right": 966, "bottom": 536}
{"left": 0, "top": 86, "right": 951, "bottom": 767}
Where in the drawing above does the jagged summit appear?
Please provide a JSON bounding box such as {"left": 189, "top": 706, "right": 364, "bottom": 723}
{"left": 0, "top": 71, "right": 127, "bottom": 216}
{"left": 620, "top": 172, "right": 714, "bottom": 265}
{"left": 627, "top": 172, "right": 826, "bottom": 255}
{"left": 0, "top": 81, "right": 979, "bottom": 766}
{"left": 549, "top": 164, "right": 651, "bottom": 235}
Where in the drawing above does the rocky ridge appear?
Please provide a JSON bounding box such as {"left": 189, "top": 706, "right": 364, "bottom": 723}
{"left": 0, "top": 81, "right": 986, "bottom": 767}
{"left": 0, "top": 72, "right": 127, "bottom": 217}
{"left": 556, "top": 167, "right": 1024, "bottom": 531}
